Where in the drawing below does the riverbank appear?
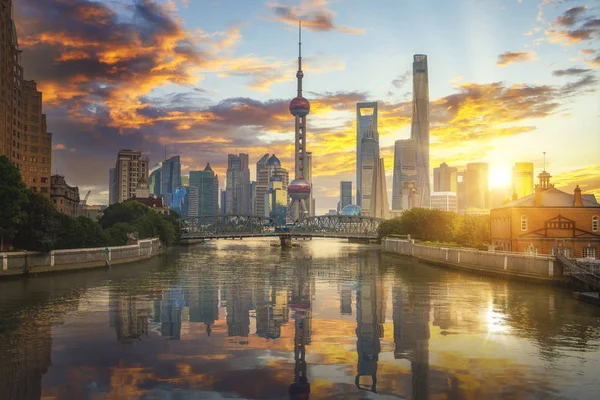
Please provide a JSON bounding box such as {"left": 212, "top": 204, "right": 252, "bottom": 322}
{"left": 382, "top": 237, "right": 566, "bottom": 283}
{"left": 0, "top": 239, "right": 164, "bottom": 278}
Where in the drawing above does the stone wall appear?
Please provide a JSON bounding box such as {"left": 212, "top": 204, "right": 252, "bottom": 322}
{"left": 382, "top": 238, "right": 564, "bottom": 282}
{"left": 1, "top": 239, "right": 162, "bottom": 278}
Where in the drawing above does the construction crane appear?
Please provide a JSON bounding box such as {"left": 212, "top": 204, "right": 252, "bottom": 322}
{"left": 82, "top": 190, "right": 91, "bottom": 206}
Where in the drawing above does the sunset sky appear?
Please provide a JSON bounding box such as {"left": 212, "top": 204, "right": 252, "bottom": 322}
{"left": 14, "top": 0, "right": 600, "bottom": 211}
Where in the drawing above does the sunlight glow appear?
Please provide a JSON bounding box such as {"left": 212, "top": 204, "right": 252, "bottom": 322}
{"left": 488, "top": 163, "right": 512, "bottom": 189}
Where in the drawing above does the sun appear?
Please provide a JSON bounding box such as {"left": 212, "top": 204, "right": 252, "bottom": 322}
{"left": 488, "top": 163, "right": 512, "bottom": 190}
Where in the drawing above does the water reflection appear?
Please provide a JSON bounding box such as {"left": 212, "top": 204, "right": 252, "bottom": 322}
{"left": 0, "top": 240, "right": 599, "bottom": 399}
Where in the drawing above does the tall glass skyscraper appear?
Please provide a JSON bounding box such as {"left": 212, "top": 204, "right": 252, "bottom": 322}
{"left": 340, "top": 181, "right": 352, "bottom": 210}
{"left": 190, "top": 163, "right": 219, "bottom": 215}
{"left": 391, "top": 139, "right": 416, "bottom": 210}
{"left": 148, "top": 163, "right": 162, "bottom": 197}
{"left": 411, "top": 55, "right": 430, "bottom": 208}
{"left": 161, "top": 155, "right": 181, "bottom": 207}
{"left": 359, "top": 120, "right": 379, "bottom": 211}
{"left": 513, "top": 162, "right": 534, "bottom": 199}
{"left": 356, "top": 102, "right": 379, "bottom": 207}
{"left": 466, "top": 162, "right": 489, "bottom": 209}
{"left": 226, "top": 153, "right": 250, "bottom": 214}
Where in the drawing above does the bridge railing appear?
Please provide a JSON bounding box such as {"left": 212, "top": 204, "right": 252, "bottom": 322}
{"left": 178, "top": 214, "right": 277, "bottom": 236}
{"left": 557, "top": 254, "right": 600, "bottom": 290}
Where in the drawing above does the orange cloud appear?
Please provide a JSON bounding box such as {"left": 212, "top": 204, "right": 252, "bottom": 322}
{"left": 268, "top": 0, "right": 364, "bottom": 34}
{"left": 496, "top": 51, "right": 537, "bottom": 66}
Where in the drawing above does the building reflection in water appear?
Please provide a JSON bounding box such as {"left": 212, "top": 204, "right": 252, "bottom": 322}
{"left": 255, "top": 269, "right": 289, "bottom": 339}
{"left": 340, "top": 280, "right": 353, "bottom": 315}
{"left": 355, "top": 252, "right": 387, "bottom": 393}
{"left": 288, "top": 263, "right": 312, "bottom": 400}
{"left": 188, "top": 276, "right": 219, "bottom": 336}
{"left": 225, "top": 279, "right": 253, "bottom": 344}
{"left": 109, "top": 292, "right": 149, "bottom": 342}
{"left": 152, "top": 285, "right": 186, "bottom": 340}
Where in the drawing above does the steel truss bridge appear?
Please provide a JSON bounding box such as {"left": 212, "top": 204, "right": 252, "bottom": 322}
{"left": 178, "top": 214, "right": 383, "bottom": 241}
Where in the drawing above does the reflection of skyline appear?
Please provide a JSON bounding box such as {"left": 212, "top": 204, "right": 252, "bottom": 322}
{"left": 289, "top": 263, "right": 312, "bottom": 400}
{"left": 188, "top": 277, "right": 219, "bottom": 336}
{"left": 109, "top": 292, "right": 149, "bottom": 342}
{"left": 355, "top": 252, "right": 386, "bottom": 393}
{"left": 224, "top": 281, "right": 252, "bottom": 342}
{"left": 255, "top": 271, "right": 289, "bottom": 339}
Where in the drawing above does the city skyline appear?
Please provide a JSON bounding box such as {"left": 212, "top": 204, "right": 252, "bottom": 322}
{"left": 10, "top": 0, "right": 600, "bottom": 212}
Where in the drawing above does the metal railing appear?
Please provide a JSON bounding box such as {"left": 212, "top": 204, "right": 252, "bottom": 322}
{"left": 557, "top": 254, "right": 600, "bottom": 290}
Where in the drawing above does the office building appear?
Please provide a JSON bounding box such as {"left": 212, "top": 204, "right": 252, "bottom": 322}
{"left": 1, "top": 5, "right": 52, "bottom": 193}
{"left": 430, "top": 192, "right": 458, "bottom": 212}
{"left": 465, "top": 162, "right": 489, "bottom": 209}
{"left": 411, "top": 55, "right": 431, "bottom": 207}
{"left": 171, "top": 186, "right": 199, "bottom": 217}
{"left": 226, "top": 153, "right": 250, "bottom": 214}
{"left": 190, "top": 163, "right": 219, "bottom": 215}
{"left": 491, "top": 171, "right": 600, "bottom": 258}
{"left": 360, "top": 121, "right": 379, "bottom": 212}
{"left": 220, "top": 189, "right": 227, "bottom": 214}
{"left": 340, "top": 181, "right": 352, "bottom": 210}
{"left": 368, "top": 158, "right": 389, "bottom": 219}
{"left": 148, "top": 165, "right": 161, "bottom": 197}
{"left": 115, "top": 149, "right": 148, "bottom": 203}
{"left": 50, "top": 175, "right": 80, "bottom": 217}
{"left": 513, "top": 162, "right": 534, "bottom": 199}
{"left": 250, "top": 181, "right": 257, "bottom": 214}
{"left": 255, "top": 154, "right": 289, "bottom": 216}
{"left": 161, "top": 155, "right": 181, "bottom": 207}
{"left": 266, "top": 178, "right": 288, "bottom": 226}
{"left": 401, "top": 181, "right": 420, "bottom": 211}
{"left": 392, "top": 139, "right": 416, "bottom": 210}
{"left": 356, "top": 102, "right": 379, "bottom": 207}
{"left": 433, "top": 162, "right": 457, "bottom": 193}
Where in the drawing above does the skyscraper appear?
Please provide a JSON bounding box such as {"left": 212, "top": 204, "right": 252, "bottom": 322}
{"left": 190, "top": 163, "right": 219, "bottom": 215}
{"left": 115, "top": 149, "right": 149, "bottom": 203}
{"left": 359, "top": 121, "right": 379, "bottom": 211}
{"left": 433, "top": 162, "right": 457, "bottom": 193}
{"left": 148, "top": 164, "right": 162, "bottom": 196}
{"left": 411, "top": 55, "right": 431, "bottom": 208}
{"left": 288, "top": 22, "right": 312, "bottom": 219}
{"left": 369, "top": 158, "right": 390, "bottom": 219}
{"left": 266, "top": 178, "right": 288, "bottom": 226}
{"left": 465, "top": 162, "right": 489, "bottom": 209}
{"left": 513, "top": 162, "right": 534, "bottom": 199}
{"left": 256, "top": 154, "right": 288, "bottom": 216}
{"left": 161, "top": 155, "right": 181, "bottom": 207}
{"left": 340, "top": 181, "right": 352, "bottom": 210}
{"left": 226, "top": 153, "right": 250, "bottom": 214}
{"left": 392, "top": 139, "right": 416, "bottom": 210}
{"left": 254, "top": 154, "right": 270, "bottom": 215}
{"left": 356, "top": 102, "right": 379, "bottom": 207}
{"left": 457, "top": 170, "right": 467, "bottom": 212}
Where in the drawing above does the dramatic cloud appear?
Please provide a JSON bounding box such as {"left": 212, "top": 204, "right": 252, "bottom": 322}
{"left": 391, "top": 71, "right": 410, "bottom": 88}
{"left": 268, "top": 0, "right": 364, "bottom": 34}
{"left": 545, "top": 6, "right": 600, "bottom": 45}
{"left": 496, "top": 51, "right": 537, "bottom": 66}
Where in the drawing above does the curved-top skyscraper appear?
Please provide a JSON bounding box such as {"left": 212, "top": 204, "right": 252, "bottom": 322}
{"left": 288, "top": 21, "right": 311, "bottom": 219}
{"left": 411, "top": 54, "right": 430, "bottom": 208}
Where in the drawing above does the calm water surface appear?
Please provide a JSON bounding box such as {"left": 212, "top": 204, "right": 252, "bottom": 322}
{"left": 1, "top": 239, "right": 600, "bottom": 399}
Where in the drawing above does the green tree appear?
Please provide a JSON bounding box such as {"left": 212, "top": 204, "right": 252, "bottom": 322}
{"left": 13, "top": 190, "right": 61, "bottom": 252}
{"left": 100, "top": 201, "right": 152, "bottom": 229}
{"left": 0, "top": 156, "right": 28, "bottom": 249}
{"left": 55, "top": 216, "right": 106, "bottom": 250}
{"left": 105, "top": 222, "right": 136, "bottom": 246}
{"left": 377, "top": 217, "right": 406, "bottom": 240}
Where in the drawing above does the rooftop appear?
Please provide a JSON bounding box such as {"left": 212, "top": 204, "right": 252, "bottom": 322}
{"left": 500, "top": 187, "right": 600, "bottom": 208}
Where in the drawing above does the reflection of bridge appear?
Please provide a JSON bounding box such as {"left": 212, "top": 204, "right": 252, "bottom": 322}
{"left": 178, "top": 214, "right": 383, "bottom": 243}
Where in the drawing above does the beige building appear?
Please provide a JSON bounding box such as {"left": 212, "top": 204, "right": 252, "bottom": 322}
{"left": 51, "top": 175, "right": 80, "bottom": 217}
{"left": 115, "top": 149, "right": 149, "bottom": 203}
{"left": 1, "top": 1, "right": 51, "bottom": 193}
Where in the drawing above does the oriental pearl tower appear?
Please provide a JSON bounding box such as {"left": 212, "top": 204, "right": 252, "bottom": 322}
{"left": 288, "top": 21, "right": 311, "bottom": 220}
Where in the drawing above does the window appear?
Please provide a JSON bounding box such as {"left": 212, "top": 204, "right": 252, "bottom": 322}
{"left": 593, "top": 216, "right": 599, "bottom": 232}
{"left": 521, "top": 215, "right": 528, "bottom": 232}
{"left": 582, "top": 247, "right": 597, "bottom": 259}
{"left": 41, "top": 177, "right": 48, "bottom": 183}
{"left": 551, "top": 247, "right": 570, "bottom": 257}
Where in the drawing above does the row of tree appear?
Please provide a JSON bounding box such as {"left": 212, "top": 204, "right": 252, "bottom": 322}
{"left": 0, "top": 156, "right": 179, "bottom": 252}
{"left": 378, "top": 207, "right": 490, "bottom": 248}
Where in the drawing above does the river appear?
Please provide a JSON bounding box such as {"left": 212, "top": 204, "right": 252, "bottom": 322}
{"left": 1, "top": 239, "right": 599, "bottom": 399}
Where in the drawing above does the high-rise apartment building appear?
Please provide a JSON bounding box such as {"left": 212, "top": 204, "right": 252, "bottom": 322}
{"left": 255, "top": 154, "right": 288, "bottom": 216}
{"left": 359, "top": 121, "right": 379, "bottom": 212}
{"left": 115, "top": 149, "right": 149, "bottom": 203}
{"left": 226, "top": 153, "right": 250, "bottom": 214}
{"left": 189, "top": 163, "right": 219, "bottom": 215}
{"left": 513, "top": 162, "right": 534, "bottom": 199}
{"left": 391, "top": 139, "right": 416, "bottom": 210}
{"left": 433, "top": 162, "right": 457, "bottom": 193}
{"left": 340, "top": 181, "right": 352, "bottom": 210}
{"left": 161, "top": 155, "right": 181, "bottom": 207}
{"left": 465, "top": 162, "right": 489, "bottom": 209}
{"left": 411, "top": 55, "right": 431, "bottom": 208}
{"left": 356, "top": 102, "right": 379, "bottom": 207}
{"left": 1, "top": 2, "right": 52, "bottom": 192}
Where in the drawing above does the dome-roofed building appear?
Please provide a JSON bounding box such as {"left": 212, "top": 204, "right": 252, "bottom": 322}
{"left": 341, "top": 204, "right": 361, "bottom": 216}
{"left": 267, "top": 154, "right": 281, "bottom": 166}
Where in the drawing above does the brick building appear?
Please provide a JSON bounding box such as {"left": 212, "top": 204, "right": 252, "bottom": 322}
{"left": 490, "top": 171, "right": 600, "bottom": 259}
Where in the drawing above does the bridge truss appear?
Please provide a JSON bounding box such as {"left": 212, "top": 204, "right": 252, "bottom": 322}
{"left": 178, "top": 215, "right": 383, "bottom": 240}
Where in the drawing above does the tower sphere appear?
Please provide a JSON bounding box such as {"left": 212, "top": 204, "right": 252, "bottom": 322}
{"left": 289, "top": 96, "right": 310, "bottom": 117}
{"left": 288, "top": 178, "right": 310, "bottom": 201}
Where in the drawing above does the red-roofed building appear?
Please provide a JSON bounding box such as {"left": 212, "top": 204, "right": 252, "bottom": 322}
{"left": 124, "top": 195, "right": 170, "bottom": 215}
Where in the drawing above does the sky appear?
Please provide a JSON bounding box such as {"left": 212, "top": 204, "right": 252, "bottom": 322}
{"left": 13, "top": 0, "right": 600, "bottom": 212}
